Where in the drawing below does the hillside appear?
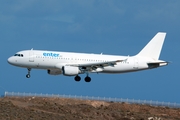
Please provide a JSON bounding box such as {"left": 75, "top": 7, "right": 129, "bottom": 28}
{"left": 0, "top": 97, "right": 180, "bottom": 120}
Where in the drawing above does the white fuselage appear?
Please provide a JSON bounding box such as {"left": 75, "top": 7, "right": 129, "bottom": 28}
{"left": 8, "top": 50, "right": 161, "bottom": 74}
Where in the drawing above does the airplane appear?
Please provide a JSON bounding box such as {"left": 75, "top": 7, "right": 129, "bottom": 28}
{"left": 8, "top": 32, "right": 168, "bottom": 82}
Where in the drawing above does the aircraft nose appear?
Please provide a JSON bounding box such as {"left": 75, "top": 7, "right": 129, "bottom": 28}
{"left": 7, "top": 57, "right": 16, "bottom": 65}
{"left": 7, "top": 57, "right": 12, "bottom": 64}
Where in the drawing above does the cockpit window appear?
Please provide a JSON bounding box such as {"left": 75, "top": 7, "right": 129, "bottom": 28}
{"left": 14, "top": 54, "right": 24, "bottom": 57}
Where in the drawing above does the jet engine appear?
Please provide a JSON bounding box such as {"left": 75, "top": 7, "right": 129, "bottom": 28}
{"left": 62, "top": 66, "right": 81, "bottom": 76}
{"left": 47, "top": 69, "right": 62, "bottom": 75}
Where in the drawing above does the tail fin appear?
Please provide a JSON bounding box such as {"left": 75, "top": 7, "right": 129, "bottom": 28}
{"left": 136, "top": 32, "right": 166, "bottom": 60}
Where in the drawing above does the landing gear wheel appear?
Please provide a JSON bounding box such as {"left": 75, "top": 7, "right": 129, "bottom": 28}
{"left": 74, "top": 75, "right": 81, "bottom": 82}
{"left": 26, "top": 68, "right": 31, "bottom": 78}
{"left": 84, "top": 76, "right": 91, "bottom": 82}
{"left": 26, "top": 74, "right": 30, "bottom": 78}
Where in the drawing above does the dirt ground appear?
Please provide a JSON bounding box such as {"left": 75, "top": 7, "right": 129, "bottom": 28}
{"left": 0, "top": 97, "right": 180, "bottom": 120}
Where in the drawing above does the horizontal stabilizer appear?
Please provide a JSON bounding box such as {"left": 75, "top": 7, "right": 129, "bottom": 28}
{"left": 147, "top": 61, "right": 168, "bottom": 68}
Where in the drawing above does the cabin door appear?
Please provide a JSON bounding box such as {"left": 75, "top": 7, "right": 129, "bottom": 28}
{"left": 29, "top": 50, "right": 34, "bottom": 62}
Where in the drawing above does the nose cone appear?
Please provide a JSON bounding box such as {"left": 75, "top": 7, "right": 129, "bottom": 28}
{"left": 8, "top": 57, "right": 12, "bottom": 64}
{"left": 7, "top": 57, "right": 15, "bottom": 65}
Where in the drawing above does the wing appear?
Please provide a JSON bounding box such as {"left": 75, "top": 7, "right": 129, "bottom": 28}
{"left": 66, "top": 60, "right": 124, "bottom": 72}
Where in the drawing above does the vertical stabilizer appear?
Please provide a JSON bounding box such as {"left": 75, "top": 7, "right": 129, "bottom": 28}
{"left": 136, "top": 32, "right": 166, "bottom": 60}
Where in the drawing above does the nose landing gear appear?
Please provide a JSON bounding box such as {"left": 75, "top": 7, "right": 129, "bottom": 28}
{"left": 26, "top": 68, "right": 31, "bottom": 78}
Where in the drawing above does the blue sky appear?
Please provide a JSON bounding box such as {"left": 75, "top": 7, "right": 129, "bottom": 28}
{"left": 0, "top": 1, "right": 180, "bottom": 103}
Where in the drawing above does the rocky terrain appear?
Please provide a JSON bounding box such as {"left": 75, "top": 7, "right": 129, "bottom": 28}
{"left": 0, "top": 97, "right": 180, "bottom": 120}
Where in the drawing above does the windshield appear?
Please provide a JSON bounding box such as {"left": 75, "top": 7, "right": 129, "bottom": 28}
{"left": 14, "top": 54, "right": 23, "bottom": 57}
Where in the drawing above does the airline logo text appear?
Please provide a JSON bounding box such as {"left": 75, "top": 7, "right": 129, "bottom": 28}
{"left": 43, "top": 53, "right": 59, "bottom": 57}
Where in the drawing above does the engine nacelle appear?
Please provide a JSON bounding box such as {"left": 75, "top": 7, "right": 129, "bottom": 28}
{"left": 62, "top": 66, "right": 81, "bottom": 76}
{"left": 47, "top": 69, "right": 62, "bottom": 75}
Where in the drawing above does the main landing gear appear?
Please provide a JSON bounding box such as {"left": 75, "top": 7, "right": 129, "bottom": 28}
{"left": 26, "top": 68, "right": 31, "bottom": 78}
{"left": 74, "top": 75, "right": 81, "bottom": 82}
{"left": 84, "top": 76, "right": 91, "bottom": 82}
{"left": 74, "top": 75, "right": 91, "bottom": 82}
